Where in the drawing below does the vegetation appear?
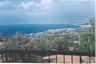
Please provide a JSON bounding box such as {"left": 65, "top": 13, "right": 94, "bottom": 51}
{"left": 80, "top": 18, "right": 95, "bottom": 52}
{"left": 0, "top": 18, "right": 95, "bottom": 53}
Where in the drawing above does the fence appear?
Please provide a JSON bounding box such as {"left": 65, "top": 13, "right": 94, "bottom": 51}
{"left": 0, "top": 50, "right": 95, "bottom": 63}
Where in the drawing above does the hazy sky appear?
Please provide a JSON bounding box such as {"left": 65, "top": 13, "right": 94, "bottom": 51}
{"left": 0, "top": 0, "right": 95, "bottom": 24}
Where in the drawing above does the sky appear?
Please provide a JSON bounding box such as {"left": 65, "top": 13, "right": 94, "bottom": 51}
{"left": 0, "top": 0, "right": 95, "bottom": 24}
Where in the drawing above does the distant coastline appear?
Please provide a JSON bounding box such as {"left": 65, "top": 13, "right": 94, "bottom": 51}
{"left": 0, "top": 24, "right": 80, "bottom": 36}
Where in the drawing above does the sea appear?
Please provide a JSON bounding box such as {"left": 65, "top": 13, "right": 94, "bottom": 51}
{"left": 0, "top": 24, "right": 80, "bottom": 36}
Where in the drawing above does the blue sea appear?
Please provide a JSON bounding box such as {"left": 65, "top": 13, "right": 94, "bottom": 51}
{"left": 0, "top": 24, "right": 80, "bottom": 36}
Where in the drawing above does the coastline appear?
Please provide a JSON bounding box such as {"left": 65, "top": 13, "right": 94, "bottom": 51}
{"left": 0, "top": 24, "right": 80, "bottom": 36}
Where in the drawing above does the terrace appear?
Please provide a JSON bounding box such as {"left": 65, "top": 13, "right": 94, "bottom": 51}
{"left": 0, "top": 50, "right": 95, "bottom": 63}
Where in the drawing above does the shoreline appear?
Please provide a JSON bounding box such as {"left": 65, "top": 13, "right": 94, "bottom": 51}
{"left": 0, "top": 24, "right": 80, "bottom": 36}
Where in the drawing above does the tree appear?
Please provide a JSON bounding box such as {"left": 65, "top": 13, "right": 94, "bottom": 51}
{"left": 51, "top": 37, "right": 68, "bottom": 51}
{"left": 35, "top": 37, "right": 51, "bottom": 50}
{"left": 80, "top": 33, "right": 95, "bottom": 52}
{"left": 80, "top": 18, "right": 95, "bottom": 52}
{"left": 89, "top": 18, "right": 95, "bottom": 33}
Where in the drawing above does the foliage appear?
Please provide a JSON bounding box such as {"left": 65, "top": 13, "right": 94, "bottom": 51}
{"left": 1, "top": 18, "right": 95, "bottom": 53}
{"left": 80, "top": 33, "right": 95, "bottom": 52}
{"left": 80, "top": 18, "right": 95, "bottom": 52}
